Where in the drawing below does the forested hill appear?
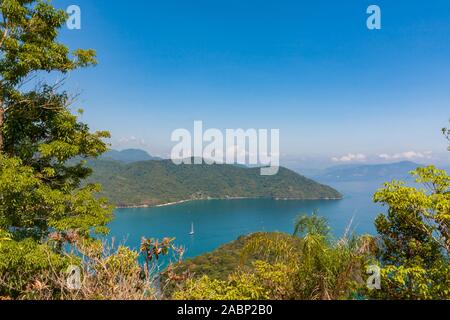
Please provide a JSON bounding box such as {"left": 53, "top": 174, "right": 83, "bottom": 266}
{"left": 84, "top": 159, "right": 342, "bottom": 207}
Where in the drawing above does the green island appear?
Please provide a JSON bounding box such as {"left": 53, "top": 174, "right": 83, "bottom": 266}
{"left": 83, "top": 158, "right": 342, "bottom": 207}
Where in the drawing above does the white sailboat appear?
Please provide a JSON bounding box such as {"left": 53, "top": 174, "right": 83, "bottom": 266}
{"left": 189, "top": 222, "right": 195, "bottom": 235}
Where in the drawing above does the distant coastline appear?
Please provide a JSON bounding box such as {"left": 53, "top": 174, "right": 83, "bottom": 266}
{"left": 115, "top": 196, "right": 343, "bottom": 209}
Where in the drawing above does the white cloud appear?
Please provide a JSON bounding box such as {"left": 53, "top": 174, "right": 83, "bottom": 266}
{"left": 378, "top": 151, "right": 433, "bottom": 160}
{"left": 331, "top": 153, "right": 367, "bottom": 162}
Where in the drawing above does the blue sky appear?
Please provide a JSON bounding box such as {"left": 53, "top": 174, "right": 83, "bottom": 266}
{"left": 55, "top": 0, "right": 450, "bottom": 168}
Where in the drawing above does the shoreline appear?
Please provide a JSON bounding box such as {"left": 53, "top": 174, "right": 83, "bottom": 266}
{"left": 115, "top": 196, "right": 343, "bottom": 209}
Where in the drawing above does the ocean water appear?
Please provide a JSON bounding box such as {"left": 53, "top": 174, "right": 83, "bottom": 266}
{"left": 108, "top": 180, "right": 386, "bottom": 258}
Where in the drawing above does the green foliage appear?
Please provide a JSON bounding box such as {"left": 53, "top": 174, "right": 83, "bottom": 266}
{"left": 0, "top": 155, "right": 112, "bottom": 239}
{"left": 84, "top": 159, "right": 342, "bottom": 207}
{"left": 166, "top": 234, "right": 261, "bottom": 286}
{"left": 174, "top": 262, "right": 286, "bottom": 300}
{"left": 174, "top": 260, "right": 295, "bottom": 300}
{"left": 4, "top": 86, "right": 110, "bottom": 186}
{"left": 294, "top": 212, "right": 330, "bottom": 239}
{"left": 0, "top": 0, "right": 96, "bottom": 87}
{"left": 372, "top": 166, "right": 450, "bottom": 299}
{"left": 372, "top": 264, "right": 450, "bottom": 300}
{"left": 103, "top": 246, "right": 141, "bottom": 278}
{"left": 0, "top": 234, "right": 180, "bottom": 300}
{"left": 141, "top": 237, "right": 177, "bottom": 262}
{"left": 242, "top": 223, "right": 372, "bottom": 300}
{"left": 0, "top": 0, "right": 112, "bottom": 298}
{"left": 0, "top": 236, "right": 73, "bottom": 298}
{"left": 171, "top": 216, "right": 373, "bottom": 300}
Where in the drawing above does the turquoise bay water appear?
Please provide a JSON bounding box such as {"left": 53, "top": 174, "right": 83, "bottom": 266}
{"left": 109, "top": 180, "right": 385, "bottom": 259}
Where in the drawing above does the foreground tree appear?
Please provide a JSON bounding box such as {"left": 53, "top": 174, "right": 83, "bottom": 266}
{"left": 372, "top": 127, "right": 450, "bottom": 299}
{"left": 0, "top": 0, "right": 96, "bottom": 151}
{"left": 0, "top": 0, "right": 112, "bottom": 298}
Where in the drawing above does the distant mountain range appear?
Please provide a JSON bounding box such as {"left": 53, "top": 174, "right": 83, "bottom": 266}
{"left": 84, "top": 158, "right": 342, "bottom": 207}
{"left": 313, "top": 161, "right": 422, "bottom": 182}
{"left": 101, "top": 149, "right": 162, "bottom": 163}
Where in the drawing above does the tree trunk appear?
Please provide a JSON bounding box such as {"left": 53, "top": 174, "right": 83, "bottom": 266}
{"left": 0, "top": 106, "right": 4, "bottom": 152}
